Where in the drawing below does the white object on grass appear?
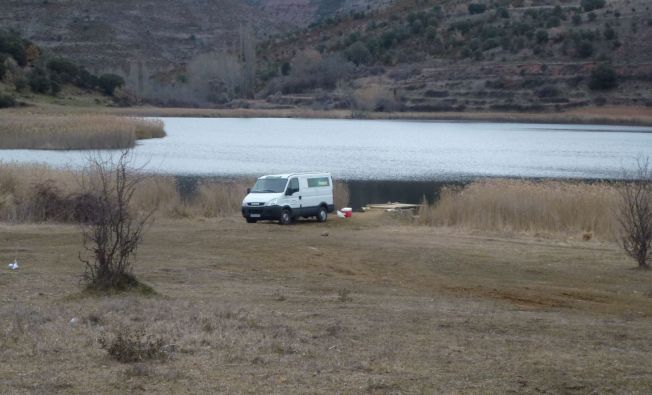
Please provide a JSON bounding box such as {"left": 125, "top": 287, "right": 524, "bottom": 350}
{"left": 7, "top": 261, "right": 19, "bottom": 270}
{"left": 336, "top": 210, "right": 345, "bottom": 218}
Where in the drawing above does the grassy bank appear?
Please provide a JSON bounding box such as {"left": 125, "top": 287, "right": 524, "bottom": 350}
{"left": 0, "top": 113, "right": 165, "bottom": 150}
{"left": 0, "top": 164, "right": 350, "bottom": 223}
{"left": 418, "top": 179, "right": 620, "bottom": 240}
{"left": 7, "top": 103, "right": 652, "bottom": 127}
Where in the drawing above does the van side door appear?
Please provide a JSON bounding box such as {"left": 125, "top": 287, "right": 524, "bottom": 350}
{"left": 284, "top": 177, "right": 301, "bottom": 209}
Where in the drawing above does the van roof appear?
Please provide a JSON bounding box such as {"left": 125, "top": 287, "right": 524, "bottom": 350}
{"left": 259, "top": 172, "right": 331, "bottom": 179}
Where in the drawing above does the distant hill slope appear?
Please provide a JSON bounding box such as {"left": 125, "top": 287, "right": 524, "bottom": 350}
{"left": 0, "top": 0, "right": 291, "bottom": 71}
{"left": 257, "top": 0, "right": 652, "bottom": 112}
{"left": 2, "top": 0, "right": 651, "bottom": 112}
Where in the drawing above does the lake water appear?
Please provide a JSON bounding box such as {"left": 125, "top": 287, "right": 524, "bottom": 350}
{"left": 1, "top": 117, "right": 652, "bottom": 180}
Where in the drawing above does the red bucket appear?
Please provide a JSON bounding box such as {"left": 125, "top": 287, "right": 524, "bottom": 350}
{"left": 341, "top": 207, "right": 352, "bottom": 218}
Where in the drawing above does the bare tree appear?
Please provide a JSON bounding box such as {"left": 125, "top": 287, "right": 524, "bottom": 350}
{"left": 187, "top": 52, "right": 243, "bottom": 104}
{"left": 239, "top": 25, "right": 257, "bottom": 99}
{"left": 79, "top": 150, "right": 155, "bottom": 289}
{"left": 617, "top": 157, "right": 652, "bottom": 269}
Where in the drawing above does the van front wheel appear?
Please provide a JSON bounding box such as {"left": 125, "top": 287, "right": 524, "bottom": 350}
{"left": 279, "top": 209, "right": 292, "bottom": 225}
{"left": 317, "top": 206, "right": 328, "bottom": 222}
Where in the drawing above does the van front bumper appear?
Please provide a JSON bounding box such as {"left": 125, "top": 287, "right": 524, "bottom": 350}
{"left": 241, "top": 205, "right": 283, "bottom": 220}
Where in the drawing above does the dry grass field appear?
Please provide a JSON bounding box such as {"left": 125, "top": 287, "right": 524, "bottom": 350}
{"left": 1, "top": 212, "right": 652, "bottom": 394}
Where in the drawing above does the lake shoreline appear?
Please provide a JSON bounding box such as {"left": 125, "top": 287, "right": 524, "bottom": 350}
{"left": 8, "top": 103, "right": 652, "bottom": 127}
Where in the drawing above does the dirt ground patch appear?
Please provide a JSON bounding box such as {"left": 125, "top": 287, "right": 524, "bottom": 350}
{"left": 1, "top": 213, "right": 652, "bottom": 393}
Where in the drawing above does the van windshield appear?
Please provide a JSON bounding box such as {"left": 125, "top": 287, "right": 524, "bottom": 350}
{"left": 250, "top": 177, "right": 288, "bottom": 193}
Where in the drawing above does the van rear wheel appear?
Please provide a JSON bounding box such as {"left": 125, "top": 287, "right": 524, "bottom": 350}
{"left": 279, "top": 209, "right": 292, "bottom": 225}
{"left": 317, "top": 206, "right": 328, "bottom": 222}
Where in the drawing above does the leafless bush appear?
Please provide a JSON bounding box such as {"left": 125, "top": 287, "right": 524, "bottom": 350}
{"left": 617, "top": 158, "right": 652, "bottom": 269}
{"left": 99, "top": 326, "right": 168, "bottom": 363}
{"left": 79, "top": 151, "right": 155, "bottom": 290}
{"left": 337, "top": 288, "right": 352, "bottom": 303}
{"left": 187, "top": 52, "right": 243, "bottom": 104}
{"left": 352, "top": 84, "right": 400, "bottom": 112}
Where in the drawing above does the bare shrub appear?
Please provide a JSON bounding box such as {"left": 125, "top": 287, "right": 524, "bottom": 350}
{"left": 79, "top": 151, "right": 155, "bottom": 290}
{"left": 99, "top": 326, "right": 167, "bottom": 363}
{"left": 418, "top": 180, "right": 620, "bottom": 239}
{"left": 617, "top": 158, "right": 652, "bottom": 269}
{"left": 337, "top": 288, "right": 352, "bottom": 302}
{"left": 352, "top": 84, "right": 399, "bottom": 112}
{"left": 187, "top": 52, "right": 243, "bottom": 104}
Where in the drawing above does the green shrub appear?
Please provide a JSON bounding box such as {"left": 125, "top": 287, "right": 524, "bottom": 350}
{"left": 547, "top": 16, "right": 561, "bottom": 28}
{"left": 14, "top": 77, "right": 27, "bottom": 92}
{"left": 47, "top": 58, "right": 79, "bottom": 84}
{"left": 535, "top": 30, "right": 549, "bottom": 44}
{"left": 468, "top": 3, "right": 487, "bottom": 15}
{"left": 344, "top": 41, "right": 372, "bottom": 66}
{"left": 575, "top": 40, "right": 594, "bottom": 58}
{"left": 482, "top": 38, "right": 500, "bottom": 51}
{"left": 589, "top": 64, "right": 618, "bottom": 90}
{"left": 280, "top": 62, "right": 291, "bottom": 76}
{"left": 76, "top": 68, "right": 100, "bottom": 90}
{"left": 0, "top": 56, "right": 6, "bottom": 80}
{"left": 28, "top": 67, "right": 51, "bottom": 94}
{"left": 98, "top": 73, "right": 125, "bottom": 96}
{"left": 603, "top": 25, "right": 617, "bottom": 40}
{"left": 572, "top": 14, "right": 583, "bottom": 26}
{"left": 0, "top": 94, "right": 17, "bottom": 108}
{"left": 0, "top": 30, "right": 28, "bottom": 66}
{"left": 582, "top": 0, "right": 606, "bottom": 12}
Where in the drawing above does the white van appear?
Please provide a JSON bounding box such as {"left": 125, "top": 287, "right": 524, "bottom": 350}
{"left": 241, "top": 172, "right": 335, "bottom": 225}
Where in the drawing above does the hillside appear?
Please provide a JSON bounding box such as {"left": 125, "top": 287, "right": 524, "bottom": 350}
{"left": 1, "top": 0, "right": 651, "bottom": 113}
{"left": 258, "top": 0, "right": 652, "bottom": 112}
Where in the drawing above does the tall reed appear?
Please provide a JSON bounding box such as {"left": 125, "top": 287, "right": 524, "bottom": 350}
{"left": 0, "top": 164, "right": 352, "bottom": 223}
{"left": 417, "top": 179, "right": 621, "bottom": 240}
{"left": 0, "top": 114, "right": 165, "bottom": 150}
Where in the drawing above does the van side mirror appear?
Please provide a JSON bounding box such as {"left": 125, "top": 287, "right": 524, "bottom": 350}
{"left": 246, "top": 188, "right": 251, "bottom": 194}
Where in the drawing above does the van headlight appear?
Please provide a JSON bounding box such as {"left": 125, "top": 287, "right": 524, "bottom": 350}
{"left": 267, "top": 198, "right": 278, "bottom": 206}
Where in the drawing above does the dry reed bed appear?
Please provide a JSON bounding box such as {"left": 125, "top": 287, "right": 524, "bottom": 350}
{"left": 0, "top": 114, "right": 165, "bottom": 150}
{"left": 418, "top": 179, "right": 621, "bottom": 240}
{"left": 0, "top": 164, "right": 350, "bottom": 223}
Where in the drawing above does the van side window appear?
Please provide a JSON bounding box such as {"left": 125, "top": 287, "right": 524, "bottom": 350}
{"left": 307, "top": 177, "right": 330, "bottom": 187}
{"left": 288, "top": 178, "right": 299, "bottom": 193}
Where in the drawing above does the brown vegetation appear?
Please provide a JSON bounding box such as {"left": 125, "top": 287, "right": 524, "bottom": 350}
{"left": 79, "top": 152, "right": 155, "bottom": 290}
{"left": 0, "top": 114, "right": 165, "bottom": 150}
{"left": 418, "top": 179, "right": 620, "bottom": 240}
{"left": 1, "top": 213, "right": 651, "bottom": 393}
{"left": 0, "top": 164, "right": 350, "bottom": 223}
{"left": 617, "top": 158, "right": 652, "bottom": 268}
